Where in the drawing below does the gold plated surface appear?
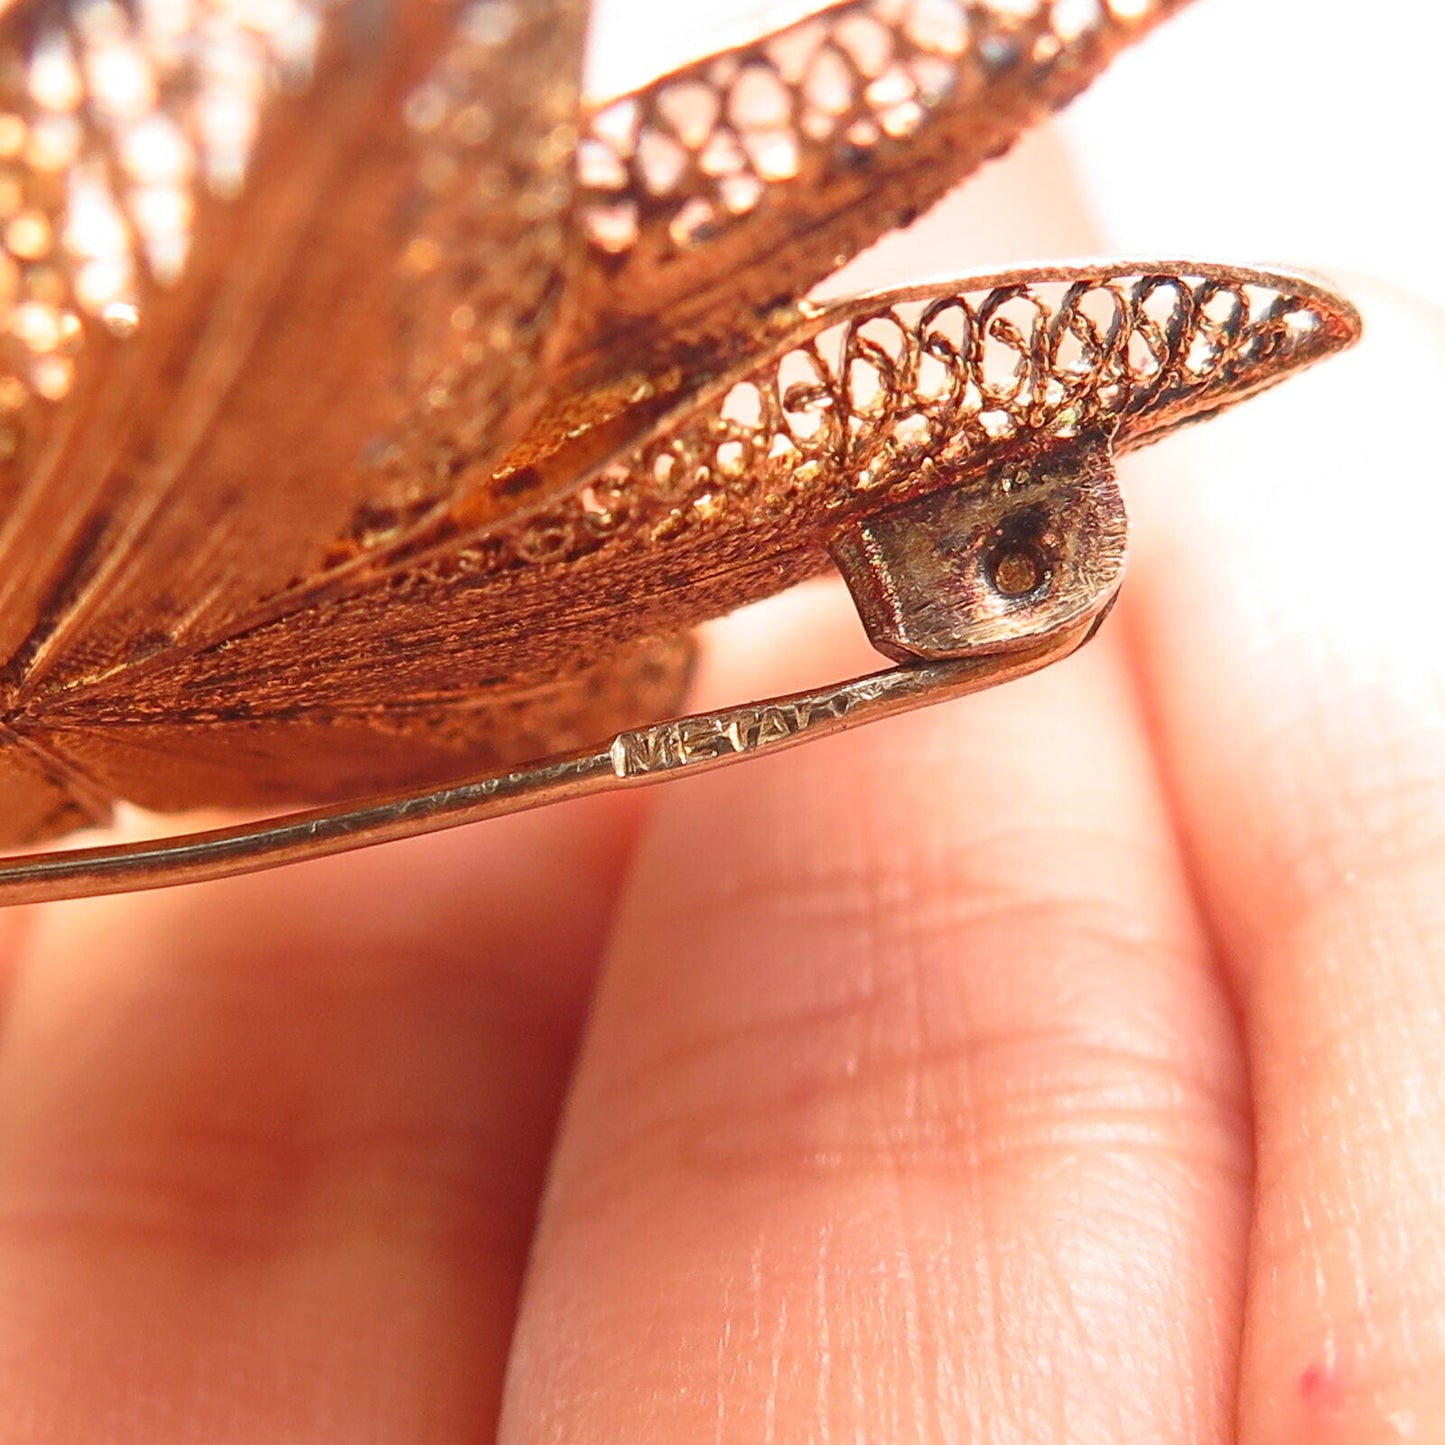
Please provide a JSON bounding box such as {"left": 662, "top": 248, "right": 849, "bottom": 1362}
{"left": 0, "top": 623, "right": 1093, "bottom": 905}
{"left": 0, "top": 0, "right": 1361, "bottom": 898}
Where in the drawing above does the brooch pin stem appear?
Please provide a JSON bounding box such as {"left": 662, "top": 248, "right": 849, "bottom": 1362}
{"left": 0, "top": 615, "right": 1101, "bottom": 906}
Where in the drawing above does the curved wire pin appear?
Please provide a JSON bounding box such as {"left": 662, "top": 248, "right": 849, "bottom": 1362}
{"left": 0, "top": 624, "right": 1094, "bottom": 906}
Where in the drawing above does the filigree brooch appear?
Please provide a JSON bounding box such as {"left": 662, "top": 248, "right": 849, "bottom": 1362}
{"left": 0, "top": 0, "right": 1359, "bottom": 903}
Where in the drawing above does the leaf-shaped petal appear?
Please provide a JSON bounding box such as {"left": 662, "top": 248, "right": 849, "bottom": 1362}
{"left": 0, "top": 0, "right": 587, "bottom": 705}
{"left": 569, "top": 0, "right": 1195, "bottom": 367}
{"left": 4, "top": 262, "right": 1357, "bottom": 841}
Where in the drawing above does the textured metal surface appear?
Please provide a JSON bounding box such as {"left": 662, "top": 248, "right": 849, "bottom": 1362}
{"left": 0, "top": 0, "right": 1361, "bottom": 893}
{"left": 0, "top": 621, "right": 1094, "bottom": 905}
{"left": 570, "top": 0, "right": 1192, "bottom": 359}
{"left": 830, "top": 432, "right": 1125, "bottom": 663}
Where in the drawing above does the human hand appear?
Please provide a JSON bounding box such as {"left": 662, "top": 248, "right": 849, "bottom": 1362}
{"left": 0, "top": 273, "right": 1439, "bottom": 1442}
{"left": 2, "top": 0, "right": 1442, "bottom": 1431}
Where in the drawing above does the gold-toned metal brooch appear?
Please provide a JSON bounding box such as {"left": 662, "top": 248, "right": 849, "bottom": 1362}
{"left": 0, "top": 0, "right": 1360, "bottom": 904}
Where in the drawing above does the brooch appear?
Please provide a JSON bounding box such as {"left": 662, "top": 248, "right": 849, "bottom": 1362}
{"left": 0, "top": 0, "right": 1360, "bottom": 904}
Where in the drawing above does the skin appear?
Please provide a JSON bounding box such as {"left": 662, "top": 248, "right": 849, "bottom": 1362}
{"left": 0, "top": 151, "right": 1441, "bottom": 1442}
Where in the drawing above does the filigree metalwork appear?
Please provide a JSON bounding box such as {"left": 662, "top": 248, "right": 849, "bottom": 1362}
{"left": 0, "top": 0, "right": 349, "bottom": 412}
{"left": 0, "top": 0, "right": 1360, "bottom": 900}
{"left": 494, "top": 264, "right": 1352, "bottom": 573}
{"left": 570, "top": 0, "right": 1189, "bottom": 361}
{"left": 579, "top": 0, "right": 1104, "bottom": 257}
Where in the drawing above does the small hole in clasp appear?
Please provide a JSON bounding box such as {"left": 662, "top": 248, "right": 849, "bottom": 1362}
{"left": 987, "top": 542, "right": 1050, "bottom": 599}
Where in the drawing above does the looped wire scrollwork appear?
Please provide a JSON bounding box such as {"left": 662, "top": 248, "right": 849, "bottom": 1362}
{"left": 489, "top": 265, "right": 1345, "bottom": 574}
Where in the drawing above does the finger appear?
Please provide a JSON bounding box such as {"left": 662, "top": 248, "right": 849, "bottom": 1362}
{"left": 0, "top": 905, "right": 31, "bottom": 1009}
{"left": 0, "top": 795, "right": 638, "bottom": 1442}
{"left": 1123, "top": 278, "right": 1445, "bottom": 1442}
{"left": 503, "top": 580, "right": 1250, "bottom": 1442}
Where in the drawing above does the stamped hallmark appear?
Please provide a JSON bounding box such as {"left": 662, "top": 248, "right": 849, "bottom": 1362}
{"left": 609, "top": 695, "right": 857, "bottom": 778}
